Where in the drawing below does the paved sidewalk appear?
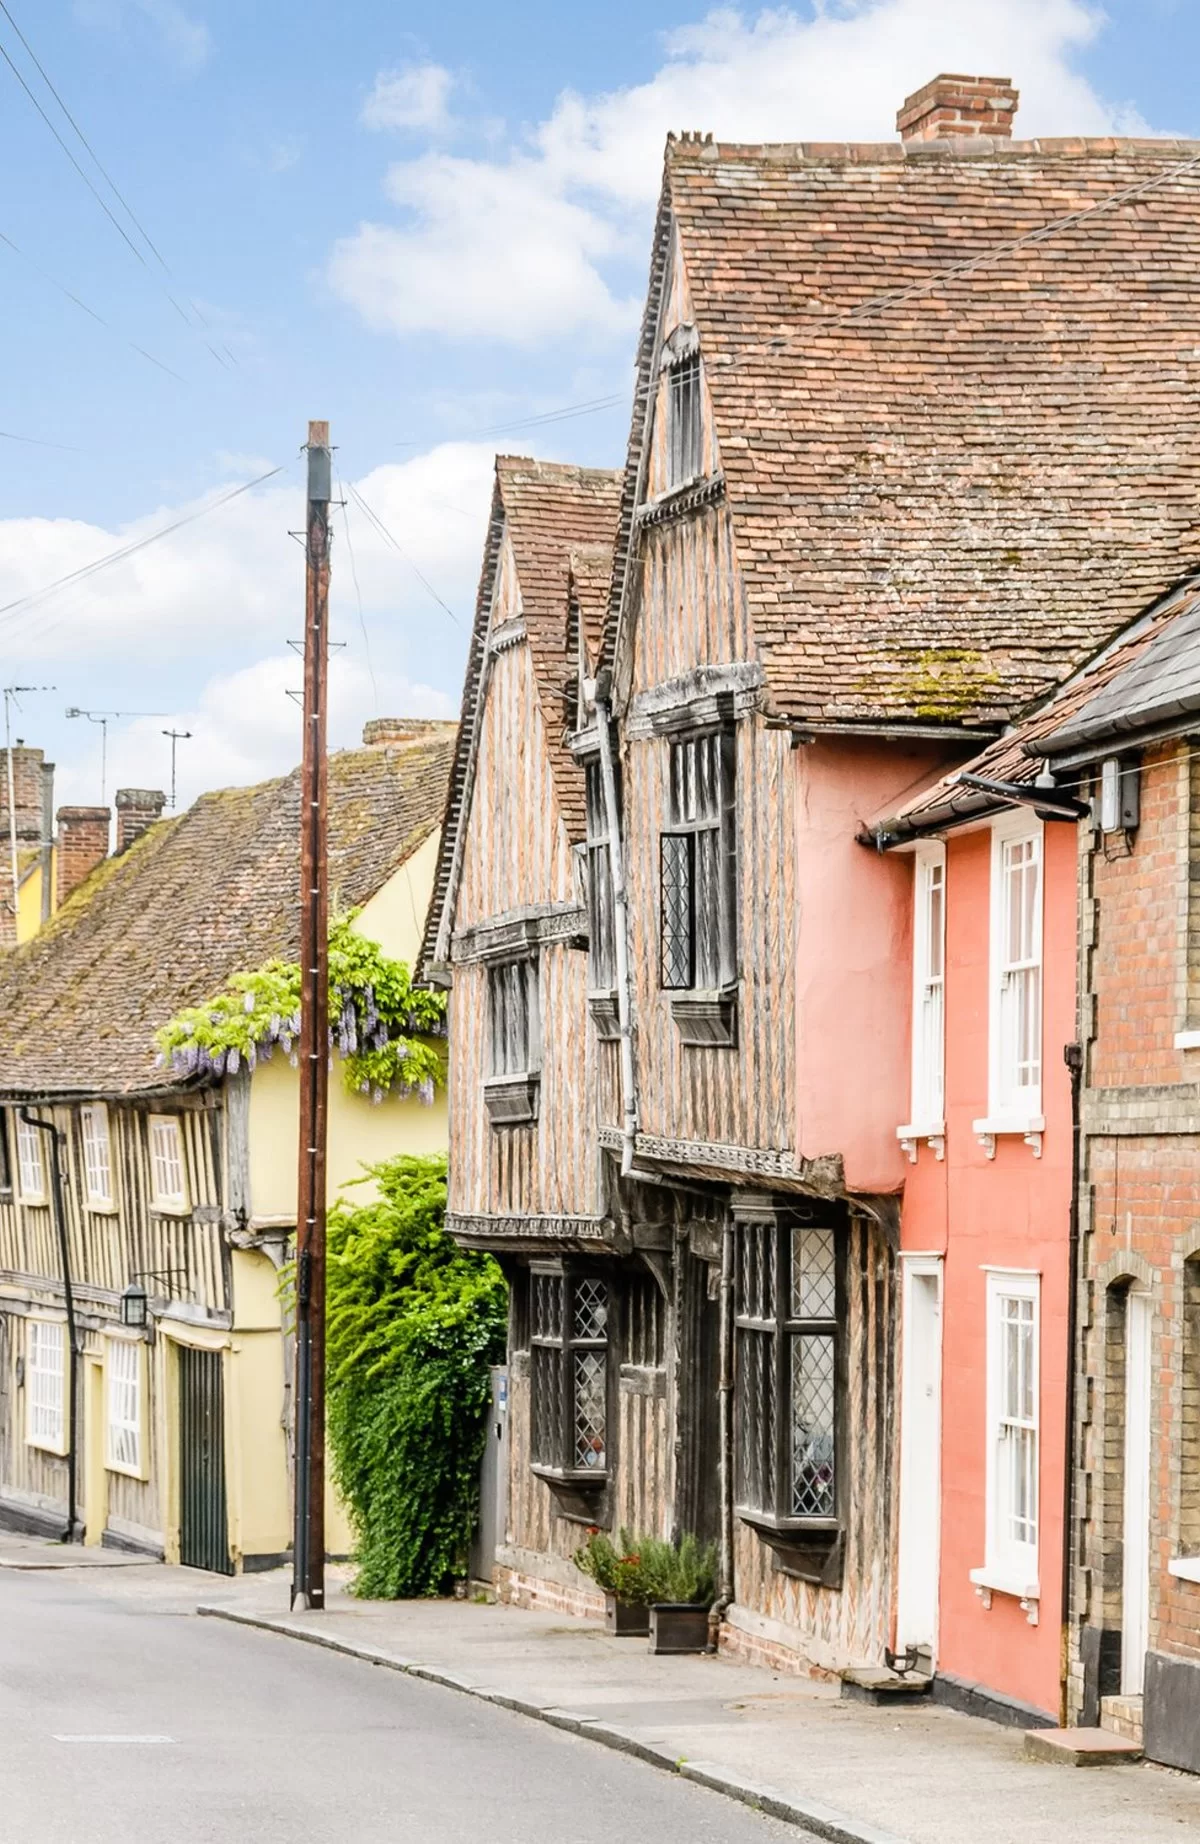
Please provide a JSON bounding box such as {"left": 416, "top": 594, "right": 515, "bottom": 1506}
{"left": 0, "top": 1531, "right": 150, "bottom": 1569}
{"left": 196, "top": 1575, "right": 1200, "bottom": 1844}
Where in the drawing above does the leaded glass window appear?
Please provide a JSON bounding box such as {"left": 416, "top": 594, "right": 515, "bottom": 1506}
{"left": 585, "top": 762, "right": 617, "bottom": 992}
{"left": 666, "top": 353, "right": 703, "bottom": 487}
{"left": 660, "top": 731, "right": 735, "bottom": 992}
{"left": 530, "top": 1265, "right": 610, "bottom": 1478}
{"left": 735, "top": 1215, "right": 841, "bottom": 1529}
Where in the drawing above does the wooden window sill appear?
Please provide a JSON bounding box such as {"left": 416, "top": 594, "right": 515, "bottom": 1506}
{"left": 484, "top": 1075, "right": 540, "bottom": 1125}
{"left": 669, "top": 989, "right": 738, "bottom": 1048}
{"left": 588, "top": 992, "right": 621, "bottom": 1041}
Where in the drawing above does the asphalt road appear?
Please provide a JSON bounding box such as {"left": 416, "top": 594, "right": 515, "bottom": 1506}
{"left": 0, "top": 1567, "right": 812, "bottom": 1844}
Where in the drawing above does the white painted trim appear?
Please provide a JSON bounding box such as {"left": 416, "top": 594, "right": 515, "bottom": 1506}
{"left": 982, "top": 1268, "right": 1040, "bottom": 1604}
{"left": 909, "top": 842, "right": 946, "bottom": 1137}
{"left": 897, "top": 1255, "right": 944, "bottom": 1658}
{"left": 1122, "top": 1285, "right": 1153, "bottom": 1695}
{"left": 1175, "top": 1030, "right": 1200, "bottom": 1051}
{"left": 1168, "top": 1556, "right": 1200, "bottom": 1584}
{"left": 986, "top": 811, "right": 1044, "bottom": 1126}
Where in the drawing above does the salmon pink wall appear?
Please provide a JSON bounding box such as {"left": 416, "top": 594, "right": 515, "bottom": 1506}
{"left": 793, "top": 738, "right": 950, "bottom": 1193}
{"left": 899, "top": 819, "right": 1077, "bottom": 1719}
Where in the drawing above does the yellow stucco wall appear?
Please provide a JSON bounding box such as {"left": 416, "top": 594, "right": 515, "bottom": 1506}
{"left": 16, "top": 855, "right": 49, "bottom": 944}
{"left": 247, "top": 827, "right": 447, "bottom": 1219}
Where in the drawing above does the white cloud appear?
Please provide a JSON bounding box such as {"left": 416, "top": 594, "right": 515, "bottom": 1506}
{"left": 76, "top": 0, "right": 210, "bottom": 70}
{"left": 4, "top": 443, "right": 496, "bottom": 808}
{"left": 100, "top": 655, "right": 455, "bottom": 814}
{"left": 363, "top": 63, "right": 456, "bottom": 133}
{"left": 330, "top": 0, "right": 1150, "bottom": 345}
{"left": 329, "top": 154, "right": 638, "bottom": 343}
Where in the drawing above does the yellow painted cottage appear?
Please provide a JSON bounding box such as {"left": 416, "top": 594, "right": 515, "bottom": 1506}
{"left": 0, "top": 718, "right": 454, "bottom": 1572}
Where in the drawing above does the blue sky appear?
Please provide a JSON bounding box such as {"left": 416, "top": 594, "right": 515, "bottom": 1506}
{"left": 0, "top": 0, "right": 1195, "bottom": 809}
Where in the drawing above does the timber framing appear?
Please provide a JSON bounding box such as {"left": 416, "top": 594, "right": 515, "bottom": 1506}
{"left": 625, "top": 660, "right": 764, "bottom": 739}
{"left": 598, "top": 1125, "right": 846, "bottom": 1196}
{"left": 451, "top": 901, "right": 588, "bottom": 966}
{"left": 446, "top": 1212, "right": 618, "bottom": 1255}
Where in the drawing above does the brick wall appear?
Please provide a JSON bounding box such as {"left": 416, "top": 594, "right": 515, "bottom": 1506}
{"left": 1070, "top": 743, "right": 1200, "bottom": 1747}
{"left": 56, "top": 806, "right": 109, "bottom": 906}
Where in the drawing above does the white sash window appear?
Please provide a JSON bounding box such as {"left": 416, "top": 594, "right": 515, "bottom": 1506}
{"left": 27, "top": 1318, "right": 66, "bottom": 1452}
{"left": 81, "top": 1105, "right": 114, "bottom": 1209}
{"left": 106, "top": 1337, "right": 143, "bottom": 1475}
{"left": 979, "top": 814, "right": 1044, "bottom": 1141}
{"left": 149, "top": 1115, "right": 187, "bottom": 1209}
{"left": 910, "top": 845, "right": 946, "bottom": 1131}
{"left": 975, "top": 1270, "right": 1040, "bottom": 1603}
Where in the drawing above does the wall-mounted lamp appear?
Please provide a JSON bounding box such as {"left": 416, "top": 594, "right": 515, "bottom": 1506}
{"left": 119, "top": 1270, "right": 185, "bottom": 1330}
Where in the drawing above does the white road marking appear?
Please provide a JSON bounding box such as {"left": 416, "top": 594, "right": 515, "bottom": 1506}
{"left": 52, "top": 1734, "right": 175, "bottom": 1744}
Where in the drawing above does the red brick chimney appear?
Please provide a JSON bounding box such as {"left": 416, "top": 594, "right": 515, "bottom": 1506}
{"left": 115, "top": 787, "right": 166, "bottom": 854}
{"left": 56, "top": 806, "right": 110, "bottom": 906}
{"left": 897, "top": 73, "right": 1019, "bottom": 143}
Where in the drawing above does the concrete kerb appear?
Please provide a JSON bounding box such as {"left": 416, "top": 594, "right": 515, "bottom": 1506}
{"left": 196, "top": 1603, "right": 910, "bottom": 1844}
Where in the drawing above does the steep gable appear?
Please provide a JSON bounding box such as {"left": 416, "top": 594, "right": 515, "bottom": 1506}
{"left": 608, "top": 131, "right": 1200, "bottom": 731}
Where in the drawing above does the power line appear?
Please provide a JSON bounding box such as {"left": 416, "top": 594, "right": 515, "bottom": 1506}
{"left": 336, "top": 468, "right": 377, "bottom": 710}
{"left": 346, "top": 482, "right": 461, "bottom": 629}
{"left": 0, "top": 464, "right": 284, "bottom": 634}
{"left": 0, "top": 427, "right": 79, "bottom": 452}
{"left": 0, "top": 4, "right": 234, "bottom": 370}
{"left": 395, "top": 392, "right": 625, "bottom": 450}
{"left": 0, "top": 226, "right": 187, "bottom": 385}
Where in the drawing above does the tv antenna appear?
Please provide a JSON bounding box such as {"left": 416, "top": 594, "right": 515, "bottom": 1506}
{"left": 65, "top": 707, "right": 165, "bottom": 803}
{"left": 161, "top": 728, "right": 193, "bottom": 810}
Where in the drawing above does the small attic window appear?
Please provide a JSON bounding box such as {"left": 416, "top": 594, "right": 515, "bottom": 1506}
{"left": 666, "top": 352, "right": 703, "bottom": 488}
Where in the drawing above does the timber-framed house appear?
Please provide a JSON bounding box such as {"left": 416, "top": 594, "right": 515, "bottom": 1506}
{"left": 434, "top": 74, "right": 1200, "bottom": 1679}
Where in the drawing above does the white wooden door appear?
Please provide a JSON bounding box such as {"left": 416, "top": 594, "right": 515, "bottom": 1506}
{"left": 897, "top": 1261, "right": 943, "bottom": 1657}
{"left": 1121, "top": 1287, "right": 1153, "bottom": 1696}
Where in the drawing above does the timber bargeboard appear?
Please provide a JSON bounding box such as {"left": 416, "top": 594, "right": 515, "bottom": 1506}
{"left": 451, "top": 901, "right": 588, "bottom": 966}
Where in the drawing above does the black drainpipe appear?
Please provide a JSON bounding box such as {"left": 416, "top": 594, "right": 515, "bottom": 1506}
{"left": 1060, "top": 1041, "right": 1084, "bottom": 1726}
{"left": 20, "top": 1109, "right": 78, "bottom": 1544}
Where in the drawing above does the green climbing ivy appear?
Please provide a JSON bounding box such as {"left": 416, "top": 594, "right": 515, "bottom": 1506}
{"left": 324, "top": 1154, "right": 508, "bottom": 1598}
{"left": 155, "top": 913, "right": 447, "bottom": 1103}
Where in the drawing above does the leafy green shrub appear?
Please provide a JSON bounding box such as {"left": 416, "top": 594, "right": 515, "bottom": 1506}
{"left": 156, "top": 913, "right": 446, "bottom": 1102}
{"left": 574, "top": 1528, "right": 716, "bottom": 1605}
{"left": 324, "top": 1154, "right": 507, "bottom": 1598}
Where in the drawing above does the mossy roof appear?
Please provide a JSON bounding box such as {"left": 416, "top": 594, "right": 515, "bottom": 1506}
{"left": 0, "top": 727, "right": 455, "bottom": 1099}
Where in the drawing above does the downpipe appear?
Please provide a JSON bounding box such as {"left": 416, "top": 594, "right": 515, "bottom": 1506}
{"left": 594, "top": 680, "right": 638, "bottom": 1176}
{"left": 709, "top": 1218, "right": 735, "bottom": 1650}
{"left": 1060, "top": 1040, "right": 1084, "bottom": 1727}
{"left": 20, "top": 1109, "right": 78, "bottom": 1544}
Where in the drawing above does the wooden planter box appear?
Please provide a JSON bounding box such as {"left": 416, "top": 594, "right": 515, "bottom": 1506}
{"left": 605, "top": 1594, "right": 651, "bottom": 1636}
{"left": 648, "top": 1602, "right": 711, "bottom": 1654}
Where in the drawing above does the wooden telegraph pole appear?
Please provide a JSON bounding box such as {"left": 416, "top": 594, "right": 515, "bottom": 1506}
{"left": 292, "top": 420, "right": 331, "bottom": 1612}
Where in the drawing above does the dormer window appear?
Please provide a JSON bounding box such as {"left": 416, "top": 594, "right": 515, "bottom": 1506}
{"left": 666, "top": 352, "right": 703, "bottom": 488}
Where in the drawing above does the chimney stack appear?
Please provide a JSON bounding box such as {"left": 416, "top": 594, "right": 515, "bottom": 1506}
{"left": 56, "top": 806, "right": 110, "bottom": 907}
{"left": 115, "top": 787, "right": 166, "bottom": 855}
{"left": 0, "top": 744, "right": 52, "bottom": 949}
{"left": 897, "top": 73, "right": 1019, "bottom": 143}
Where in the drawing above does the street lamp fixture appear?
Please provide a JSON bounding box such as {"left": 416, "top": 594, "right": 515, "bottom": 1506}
{"left": 120, "top": 1270, "right": 185, "bottom": 1330}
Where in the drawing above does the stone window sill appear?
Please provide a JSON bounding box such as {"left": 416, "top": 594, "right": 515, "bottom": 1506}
{"left": 897, "top": 1123, "right": 945, "bottom": 1163}
{"left": 1168, "top": 1555, "right": 1200, "bottom": 1583}
{"left": 669, "top": 989, "right": 738, "bottom": 1048}
{"left": 970, "top": 1564, "right": 1040, "bottom": 1624}
{"left": 1175, "top": 1030, "right": 1200, "bottom": 1051}
{"left": 972, "top": 1115, "right": 1045, "bottom": 1160}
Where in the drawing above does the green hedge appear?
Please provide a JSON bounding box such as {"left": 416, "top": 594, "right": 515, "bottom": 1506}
{"left": 325, "top": 1154, "right": 507, "bottom": 1598}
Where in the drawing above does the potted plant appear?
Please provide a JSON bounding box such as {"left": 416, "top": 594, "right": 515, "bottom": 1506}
{"left": 640, "top": 1533, "right": 718, "bottom": 1655}
{"left": 573, "top": 1528, "right": 653, "bottom": 1635}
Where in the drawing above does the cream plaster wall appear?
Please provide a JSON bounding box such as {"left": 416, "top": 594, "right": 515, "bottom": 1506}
{"left": 246, "top": 827, "right": 448, "bottom": 1221}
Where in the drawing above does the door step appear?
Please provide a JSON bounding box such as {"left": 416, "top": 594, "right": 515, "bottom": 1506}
{"left": 1024, "top": 1727, "right": 1143, "bottom": 1766}
{"left": 840, "top": 1666, "right": 933, "bottom": 1705}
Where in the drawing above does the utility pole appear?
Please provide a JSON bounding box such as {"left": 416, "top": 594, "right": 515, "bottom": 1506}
{"left": 292, "top": 420, "right": 331, "bottom": 1613}
{"left": 161, "top": 728, "right": 193, "bottom": 810}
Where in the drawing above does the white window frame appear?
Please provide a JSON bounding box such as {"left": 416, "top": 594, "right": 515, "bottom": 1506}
{"left": 974, "top": 812, "right": 1045, "bottom": 1154}
{"left": 16, "top": 1114, "right": 46, "bottom": 1203}
{"left": 104, "top": 1335, "right": 145, "bottom": 1478}
{"left": 899, "top": 843, "right": 946, "bottom": 1158}
{"left": 80, "top": 1104, "right": 115, "bottom": 1211}
{"left": 971, "top": 1268, "right": 1040, "bottom": 1618}
{"left": 26, "top": 1316, "right": 67, "bottom": 1454}
{"left": 148, "top": 1114, "right": 188, "bottom": 1212}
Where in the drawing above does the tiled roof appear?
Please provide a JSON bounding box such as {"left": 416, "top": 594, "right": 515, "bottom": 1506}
{"left": 879, "top": 582, "right": 1200, "bottom": 836}
{"left": 1040, "top": 589, "right": 1200, "bottom": 758}
{"left": 0, "top": 728, "right": 455, "bottom": 1099}
{"left": 419, "top": 459, "right": 621, "bottom": 978}
{"left": 612, "top": 132, "right": 1200, "bottom": 730}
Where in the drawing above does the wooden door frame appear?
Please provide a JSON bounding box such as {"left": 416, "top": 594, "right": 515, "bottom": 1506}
{"left": 896, "top": 1252, "right": 944, "bottom": 1661}
{"left": 82, "top": 1352, "right": 107, "bottom": 1546}
{"left": 160, "top": 1321, "right": 234, "bottom": 1569}
{"left": 1121, "top": 1284, "right": 1153, "bottom": 1696}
